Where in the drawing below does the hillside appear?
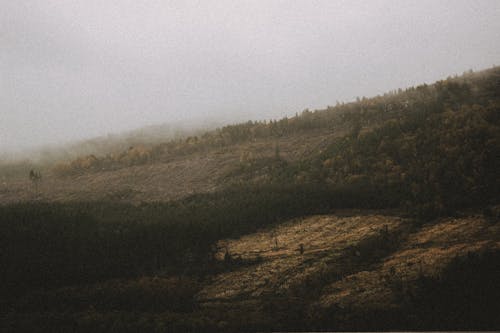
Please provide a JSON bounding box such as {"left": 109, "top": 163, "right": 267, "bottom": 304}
{"left": 1, "top": 67, "right": 499, "bottom": 217}
{"left": 2, "top": 209, "right": 499, "bottom": 331}
{"left": 1, "top": 67, "right": 500, "bottom": 331}
{"left": 198, "top": 213, "right": 499, "bottom": 330}
{"left": 0, "top": 128, "right": 341, "bottom": 204}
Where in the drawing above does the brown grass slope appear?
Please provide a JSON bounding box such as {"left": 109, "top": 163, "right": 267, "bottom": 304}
{"left": 196, "top": 212, "right": 500, "bottom": 330}
{"left": 0, "top": 128, "right": 342, "bottom": 204}
{"left": 4, "top": 210, "right": 497, "bottom": 331}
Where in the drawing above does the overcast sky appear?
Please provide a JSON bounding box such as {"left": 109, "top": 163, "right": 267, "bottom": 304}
{"left": 1, "top": 0, "right": 500, "bottom": 152}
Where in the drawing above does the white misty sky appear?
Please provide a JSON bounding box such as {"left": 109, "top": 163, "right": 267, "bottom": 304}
{"left": 1, "top": 0, "right": 500, "bottom": 152}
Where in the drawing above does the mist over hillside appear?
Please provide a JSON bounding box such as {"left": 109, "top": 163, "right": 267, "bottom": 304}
{"left": 2, "top": 1, "right": 500, "bottom": 331}
{"left": 1, "top": 65, "right": 500, "bottom": 332}
{"left": 0, "top": 119, "right": 226, "bottom": 165}
{"left": 2, "top": 66, "right": 499, "bottom": 212}
{"left": 2, "top": 1, "right": 500, "bottom": 154}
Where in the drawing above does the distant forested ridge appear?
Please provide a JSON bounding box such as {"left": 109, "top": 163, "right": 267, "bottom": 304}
{"left": 54, "top": 67, "right": 500, "bottom": 217}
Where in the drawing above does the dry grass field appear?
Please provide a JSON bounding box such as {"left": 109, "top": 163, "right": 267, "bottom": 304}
{"left": 190, "top": 212, "right": 500, "bottom": 329}
{"left": 0, "top": 128, "right": 341, "bottom": 205}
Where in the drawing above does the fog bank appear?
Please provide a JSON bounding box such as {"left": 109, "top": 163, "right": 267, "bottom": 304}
{"left": 1, "top": 0, "right": 499, "bottom": 152}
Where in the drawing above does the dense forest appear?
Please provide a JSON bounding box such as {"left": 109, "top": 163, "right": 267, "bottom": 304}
{"left": 1, "top": 67, "right": 499, "bottom": 332}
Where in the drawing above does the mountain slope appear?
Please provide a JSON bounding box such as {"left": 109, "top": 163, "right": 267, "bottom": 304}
{"left": 198, "top": 213, "right": 500, "bottom": 330}
{"left": 4, "top": 211, "right": 498, "bottom": 331}
{"left": 1, "top": 67, "right": 500, "bottom": 332}
{"left": 1, "top": 66, "right": 499, "bottom": 216}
